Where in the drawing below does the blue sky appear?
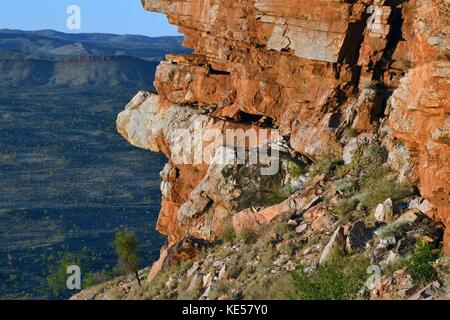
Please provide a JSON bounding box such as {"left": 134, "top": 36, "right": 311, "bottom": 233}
{"left": 0, "top": 0, "right": 180, "bottom": 37}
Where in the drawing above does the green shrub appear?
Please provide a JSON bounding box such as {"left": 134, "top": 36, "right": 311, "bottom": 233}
{"left": 375, "top": 220, "right": 410, "bottom": 239}
{"left": 264, "top": 185, "right": 291, "bottom": 207}
{"left": 107, "top": 287, "right": 124, "bottom": 300}
{"left": 176, "top": 277, "right": 192, "bottom": 295}
{"left": 113, "top": 230, "right": 142, "bottom": 286}
{"left": 310, "top": 155, "right": 343, "bottom": 180}
{"left": 286, "top": 160, "right": 307, "bottom": 179}
{"left": 245, "top": 274, "right": 297, "bottom": 300}
{"left": 127, "top": 259, "right": 194, "bottom": 300}
{"left": 396, "top": 139, "right": 405, "bottom": 147}
{"left": 221, "top": 224, "right": 236, "bottom": 243}
{"left": 47, "top": 253, "right": 83, "bottom": 296}
{"left": 383, "top": 257, "right": 407, "bottom": 277}
{"left": 405, "top": 241, "right": 442, "bottom": 285}
{"left": 259, "top": 244, "right": 278, "bottom": 268}
{"left": 359, "top": 179, "right": 412, "bottom": 210}
{"left": 274, "top": 221, "right": 290, "bottom": 236}
{"left": 361, "top": 80, "right": 377, "bottom": 90}
{"left": 433, "top": 256, "right": 450, "bottom": 290}
{"left": 403, "top": 60, "right": 412, "bottom": 69}
{"left": 239, "top": 228, "right": 257, "bottom": 244}
{"left": 209, "top": 280, "right": 231, "bottom": 300}
{"left": 332, "top": 177, "right": 359, "bottom": 195}
{"left": 227, "top": 263, "right": 244, "bottom": 279}
{"left": 348, "top": 143, "right": 387, "bottom": 175}
{"left": 83, "top": 269, "right": 116, "bottom": 288}
{"left": 214, "top": 246, "right": 234, "bottom": 260}
{"left": 339, "top": 143, "right": 414, "bottom": 210}
{"left": 332, "top": 198, "right": 359, "bottom": 222}
{"left": 344, "top": 127, "right": 358, "bottom": 138}
{"left": 178, "top": 276, "right": 203, "bottom": 300}
{"left": 290, "top": 251, "right": 370, "bottom": 300}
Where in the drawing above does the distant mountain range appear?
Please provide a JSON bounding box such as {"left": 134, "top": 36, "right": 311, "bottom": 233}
{"left": 0, "top": 29, "right": 190, "bottom": 88}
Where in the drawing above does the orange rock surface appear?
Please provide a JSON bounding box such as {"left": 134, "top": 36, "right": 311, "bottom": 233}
{"left": 125, "top": 0, "right": 449, "bottom": 260}
{"left": 387, "top": 0, "right": 450, "bottom": 250}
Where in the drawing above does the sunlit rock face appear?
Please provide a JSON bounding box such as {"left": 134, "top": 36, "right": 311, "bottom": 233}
{"left": 386, "top": 0, "right": 450, "bottom": 250}
{"left": 125, "top": 0, "right": 449, "bottom": 262}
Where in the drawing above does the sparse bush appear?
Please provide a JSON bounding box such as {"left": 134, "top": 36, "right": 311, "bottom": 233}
{"left": 396, "top": 139, "right": 405, "bottom": 147}
{"left": 239, "top": 228, "right": 257, "bottom": 244}
{"left": 403, "top": 59, "right": 412, "bottom": 69}
{"left": 83, "top": 269, "right": 116, "bottom": 288}
{"left": 348, "top": 143, "right": 387, "bottom": 175}
{"left": 290, "top": 251, "right": 370, "bottom": 300}
{"left": 227, "top": 263, "right": 244, "bottom": 280}
{"left": 359, "top": 179, "right": 412, "bottom": 210}
{"left": 105, "top": 287, "right": 123, "bottom": 300}
{"left": 47, "top": 253, "right": 82, "bottom": 296}
{"left": 344, "top": 127, "right": 358, "bottom": 138}
{"left": 209, "top": 280, "right": 231, "bottom": 300}
{"left": 221, "top": 224, "right": 236, "bottom": 244}
{"left": 214, "top": 246, "right": 234, "bottom": 260}
{"left": 310, "top": 155, "right": 343, "bottom": 180}
{"left": 334, "top": 143, "right": 415, "bottom": 210}
{"left": 383, "top": 257, "right": 407, "bottom": 277}
{"left": 433, "top": 256, "right": 450, "bottom": 290}
{"left": 264, "top": 185, "right": 291, "bottom": 207}
{"left": 286, "top": 160, "right": 307, "bottom": 179}
{"left": 179, "top": 275, "right": 203, "bottom": 300}
{"left": 280, "top": 242, "right": 295, "bottom": 256}
{"left": 225, "top": 242, "right": 264, "bottom": 282}
{"left": 361, "top": 80, "right": 377, "bottom": 90}
{"left": 274, "top": 221, "right": 290, "bottom": 236}
{"left": 126, "top": 259, "right": 194, "bottom": 300}
{"left": 239, "top": 244, "right": 260, "bottom": 279}
{"left": 245, "top": 274, "right": 297, "bottom": 300}
{"left": 113, "top": 230, "right": 142, "bottom": 286}
{"left": 259, "top": 244, "right": 278, "bottom": 268}
{"left": 375, "top": 220, "right": 410, "bottom": 239}
{"left": 176, "top": 276, "right": 192, "bottom": 295}
{"left": 332, "top": 197, "right": 359, "bottom": 222}
{"left": 332, "top": 177, "right": 359, "bottom": 195}
{"left": 405, "top": 241, "right": 442, "bottom": 286}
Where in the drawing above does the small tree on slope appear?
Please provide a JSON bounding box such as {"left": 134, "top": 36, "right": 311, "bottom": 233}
{"left": 113, "top": 230, "right": 142, "bottom": 286}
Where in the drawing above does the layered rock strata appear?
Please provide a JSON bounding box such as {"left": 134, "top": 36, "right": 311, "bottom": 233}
{"left": 117, "top": 0, "right": 450, "bottom": 275}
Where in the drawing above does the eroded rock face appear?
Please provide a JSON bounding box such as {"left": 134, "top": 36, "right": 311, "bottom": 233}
{"left": 386, "top": 0, "right": 450, "bottom": 248}
{"left": 121, "top": 0, "right": 448, "bottom": 271}
{"left": 117, "top": 91, "right": 295, "bottom": 245}
{"left": 142, "top": 0, "right": 364, "bottom": 160}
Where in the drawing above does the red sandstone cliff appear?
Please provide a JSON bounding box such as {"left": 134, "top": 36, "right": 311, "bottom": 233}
{"left": 117, "top": 0, "right": 449, "bottom": 271}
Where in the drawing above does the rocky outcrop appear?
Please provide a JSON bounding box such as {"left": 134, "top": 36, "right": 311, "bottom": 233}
{"left": 386, "top": 0, "right": 450, "bottom": 250}
{"left": 117, "top": 89, "right": 305, "bottom": 265}
{"left": 116, "top": 0, "right": 449, "bottom": 278}
{"left": 72, "top": 154, "right": 446, "bottom": 300}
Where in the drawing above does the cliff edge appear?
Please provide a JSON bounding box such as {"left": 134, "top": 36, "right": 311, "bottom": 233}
{"left": 73, "top": 0, "right": 449, "bottom": 300}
